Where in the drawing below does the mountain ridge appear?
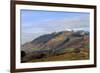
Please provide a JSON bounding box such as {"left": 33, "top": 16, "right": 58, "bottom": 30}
{"left": 21, "top": 30, "right": 89, "bottom": 62}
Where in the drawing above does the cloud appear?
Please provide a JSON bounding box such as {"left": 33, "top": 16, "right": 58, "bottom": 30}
{"left": 21, "top": 11, "right": 90, "bottom": 44}
{"left": 42, "top": 15, "right": 89, "bottom": 30}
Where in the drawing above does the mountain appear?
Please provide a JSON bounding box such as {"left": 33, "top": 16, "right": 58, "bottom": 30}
{"left": 21, "top": 30, "right": 89, "bottom": 62}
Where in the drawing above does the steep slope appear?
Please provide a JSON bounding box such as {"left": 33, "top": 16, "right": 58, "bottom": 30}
{"left": 21, "top": 30, "right": 89, "bottom": 62}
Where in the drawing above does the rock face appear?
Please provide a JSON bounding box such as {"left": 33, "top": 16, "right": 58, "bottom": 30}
{"left": 21, "top": 30, "right": 89, "bottom": 62}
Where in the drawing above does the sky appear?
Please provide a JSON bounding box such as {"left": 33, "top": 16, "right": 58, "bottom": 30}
{"left": 21, "top": 10, "right": 90, "bottom": 44}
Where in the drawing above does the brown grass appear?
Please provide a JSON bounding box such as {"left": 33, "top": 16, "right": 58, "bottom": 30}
{"left": 29, "top": 48, "right": 89, "bottom": 62}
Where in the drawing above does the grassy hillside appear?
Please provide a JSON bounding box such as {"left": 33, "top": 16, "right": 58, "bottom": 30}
{"left": 29, "top": 47, "right": 89, "bottom": 62}
{"left": 21, "top": 30, "right": 89, "bottom": 63}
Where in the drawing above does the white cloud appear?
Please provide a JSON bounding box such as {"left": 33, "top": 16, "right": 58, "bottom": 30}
{"left": 21, "top": 14, "right": 89, "bottom": 44}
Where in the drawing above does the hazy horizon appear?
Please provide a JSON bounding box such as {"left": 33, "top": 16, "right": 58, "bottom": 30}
{"left": 21, "top": 10, "right": 90, "bottom": 44}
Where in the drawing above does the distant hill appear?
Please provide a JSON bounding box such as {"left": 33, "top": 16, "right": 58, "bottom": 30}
{"left": 21, "top": 30, "right": 89, "bottom": 62}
